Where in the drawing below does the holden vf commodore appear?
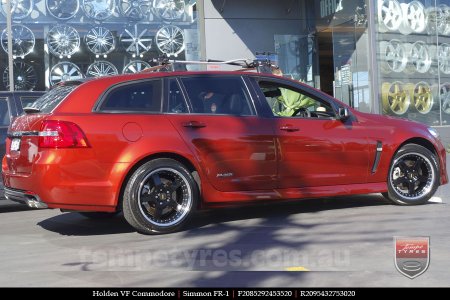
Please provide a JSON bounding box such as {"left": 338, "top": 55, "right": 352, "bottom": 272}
{"left": 2, "top": 71, "right": 447, "bottom": 234}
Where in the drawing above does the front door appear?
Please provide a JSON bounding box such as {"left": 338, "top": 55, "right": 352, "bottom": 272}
{"left": 166, "top": 76, "right": 277, "bottom": 192}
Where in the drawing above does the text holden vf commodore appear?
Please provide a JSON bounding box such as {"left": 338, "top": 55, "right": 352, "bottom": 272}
{"left": 2, "top": 71, "right": 447, "bottom": 234}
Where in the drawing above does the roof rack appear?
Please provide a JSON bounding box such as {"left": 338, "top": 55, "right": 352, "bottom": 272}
{"left": 141, "top": 53, "right": 278, "bottom": 74}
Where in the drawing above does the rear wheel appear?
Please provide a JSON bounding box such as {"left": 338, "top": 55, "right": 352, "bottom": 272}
{"left": 123, "top": 158, "right": 198, "bottom": 234}
{"left": 385, "top": 144, "right": 439, "bottom": 205}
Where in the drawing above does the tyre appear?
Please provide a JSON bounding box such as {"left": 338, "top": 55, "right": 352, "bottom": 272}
{"left": 122, "top": 158, "right": 198, "bottom": 234}
{"left": 78, "top": 212, "right": 119, "bottom": 219}
{"left": 385, "top": 144, "right": 439, "bottom": 205}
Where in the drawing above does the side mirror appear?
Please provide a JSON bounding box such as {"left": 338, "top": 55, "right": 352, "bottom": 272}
{"left": 338, "top": 107, "right": 350, "bottom": 121}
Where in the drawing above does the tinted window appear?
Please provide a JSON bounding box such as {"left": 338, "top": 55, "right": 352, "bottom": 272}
{"left": 258, "top": 81, "right": 335, "bottom": 118}
{"left": 100, "top": 80, "right": 162, "bottom": 112}
{"left": 167, "top": 79, "right": 188, "bottom": 113}
{"left": 27, "top": 85, "right": 77, "bottom": 113}
{"left": 181, "top": 76, "right": 254, "bottom": 116}
{"left": 0, "top": 98, "right": 9, "bottom": 126}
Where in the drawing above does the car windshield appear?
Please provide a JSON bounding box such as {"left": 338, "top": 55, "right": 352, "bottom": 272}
{"left": 25, "top": 85, "right": 78, "bottom": 114}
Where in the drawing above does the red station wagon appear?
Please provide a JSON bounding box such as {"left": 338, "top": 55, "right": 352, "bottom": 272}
{"left": 2, "top": 71, "right": 448, "bottom": 234}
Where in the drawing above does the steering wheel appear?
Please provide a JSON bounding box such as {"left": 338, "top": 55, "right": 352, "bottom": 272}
{"left": 293, "top": 107, "right": 311, "bottom": 118}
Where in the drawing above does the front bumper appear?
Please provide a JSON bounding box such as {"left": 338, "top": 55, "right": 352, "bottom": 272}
{"left": 4, "top": 187, "right": 48, "bottom": 208}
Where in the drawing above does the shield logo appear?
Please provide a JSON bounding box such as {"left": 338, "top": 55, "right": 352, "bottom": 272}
{"left": 394, "top": 237, "right": 430, "bottom": 279}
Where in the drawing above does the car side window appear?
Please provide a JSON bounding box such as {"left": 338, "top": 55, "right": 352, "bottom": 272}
{"left": 258, "top": 81, "right": 335, "bottom": 118}
{"left": 100, "top": 80, "right": 162, "bottom": 112}
{"left": 167, "top": 79, "right": 188, "bottom": 113}
{"left": 180, "top": 76, "right": 255, "bottom": 116}
{"left": 0, "top": 97, "right": 9, "bottom": 126}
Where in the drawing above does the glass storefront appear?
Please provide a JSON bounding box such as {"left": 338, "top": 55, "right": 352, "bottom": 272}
{"left": 0, "top": 0, "right": 199, "bottom": 92}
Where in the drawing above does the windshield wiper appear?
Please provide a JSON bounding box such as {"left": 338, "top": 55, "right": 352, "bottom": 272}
{"left": 23, "top": 107, "right": 41, "bottom": 114}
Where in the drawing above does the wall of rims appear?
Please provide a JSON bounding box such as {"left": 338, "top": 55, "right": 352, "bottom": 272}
{"left": 377, "top": 0, "right": 450, "bottom": 126}
{"left": 0, "top": 0, "right": 199, "bottom": 91}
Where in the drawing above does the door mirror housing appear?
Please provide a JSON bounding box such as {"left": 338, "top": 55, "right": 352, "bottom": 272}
{"left": 338, "top": 107, "right": 350, "bottom": 121}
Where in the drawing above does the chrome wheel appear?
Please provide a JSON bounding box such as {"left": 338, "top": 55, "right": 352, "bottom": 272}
{"left": 382, "top": 81, "right": 410, "bottom": 115}
{"left": 153, "top": 0, "right": 185, "bottom": 21}
{"left": 380, "top": 40, "right": 407, "bottom": 73}
{"left": 46, "top": 0, "right": 79, "bottom": 20}
{"left": 1, "top": 24, "right": 35, "bottom": 59}
{"left": 411, "top": 82, "right": 433, "bottom": 114}
{"left": 50, "top": 62, "right": 84, "bottom": 86}
{"left": 441, "top": 83, "right": 450, "bottom": 114}
{"left": 120, "top": 24, "right": 152, "bottom": 57}
{"left": 85, "top": 26, "right": 115, "bottom": 57}
{"left": 47, "top": 25, "right": 80, "bottom": 58}
{"left": 137, "top": 167, "right": 192, "bottom": 227}
{"left": 399, "top": 1, "right": 427, "bottom": 35}
{"left": 122, "top": 60, "right": 151, "bottom": 73}
{"left": 426, "top": 6, "right": 446, "bottom": 35}
{"left": 438, "top": 44, "right": 450, "bottom": 74}
{"left": 82, "top": 0, "right": 114, "bottom": 20}
{"left": 378, "top": 0, "right": 402, "bottom": 33}
{"left": 119, "top": 0, "right": 152, "bottom": 20}
{"left": 390, "top": 153, "right": 435, "bottom": 201}
{"left": 439, "top": 5, "right": 450, "bottom": 35}
{"left": 155, "top": 25, "right": 185, "bottom": 57}
{"left": 1, "top": 0, "right": 33, "bottom": 20}
{"left": 407, "top": 41, "right": 431, "bottom": 74}
{"left": 3, "top": 61, "right": 37, "bottom": 91}
{"left": 86, "top": 61, "right": 118, "bottom": 77}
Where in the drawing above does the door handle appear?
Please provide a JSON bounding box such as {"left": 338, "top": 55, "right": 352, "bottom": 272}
{"left": 182, "top": 121, "right": 207, "bottom": 128}
{"left": 280, "top": 125, "right": 300, "bottom": 132}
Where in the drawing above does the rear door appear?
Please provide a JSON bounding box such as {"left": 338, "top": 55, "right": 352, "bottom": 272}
{"left": 166, "top": 76, "right": 277, "bottom": 192}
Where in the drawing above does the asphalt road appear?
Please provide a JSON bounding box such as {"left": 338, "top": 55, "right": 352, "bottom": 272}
{"left": 0, "top": 181, "right": 449, "bottom": 287}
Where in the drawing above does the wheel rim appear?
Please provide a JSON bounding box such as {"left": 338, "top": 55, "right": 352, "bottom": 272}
{"left": 50, "top": 62, "right": 84, "bottom": 85}
{"left": 1, "top": 24, "right": 35, "bottom": 58}
{"left": 380, "top": 40, "right": 407, "bottom": 73}
{"left": 137, "top": 168, "right": 192, "bottom": 227}
{"left": 120, "top": 24, "right": 152, "bottom": 57}
{"left": 82, "top": 0, "right": 114, "bottom": 20}
{"left": 153, "top": 0, "right": 185, "bottom": 21}
{"left": 3, "top": 61, "right": 37, "bottom": 91}
{"left": 47, "top": 25, "right": 80, "bottom": 58}
{"left": 155, "top": 25, "right": 185, "bottom": 57}
{"left": 46, "top": 0, "right": 79, "bottom": 20}
{"left": 438, "top": 44, "right": 450, "bottom": 74}
{"left": 122, "top": 60, "right": 151, "bottom": 73}
{"left": 412, "top": 82, "right": 433, "bottom": 114}
{"left": 409, "top": 41, "right": 431, "bottom": 74}
{"left": 382, "top": 82, "right": 410, "bottom": 115}
{"left": 85, "top": 26, "right": 115, "bottom": 56}
{"left": 119, "top": 0, "right": 152, "bottom": 20}
{"left": 390, "top": 152, "right": 435, "bottom": 201}
{"left": 1, "top": 0, "right": 34, "bottom": 20}
{"left": 378, "top": 0, "right": 402, "bottom": 32}
{"left": 441, "top": 83, "right": 450, "bottom": 114}
{"left": 86, "top": 61, "right": 118, "bottom": 77}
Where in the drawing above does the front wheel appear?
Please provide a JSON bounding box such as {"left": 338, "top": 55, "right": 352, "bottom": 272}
{"left": 123, "top": 158, "right": 198, "bottom": 234}
{"left": 385, "top": 144, "right": 439, "bottom": 205}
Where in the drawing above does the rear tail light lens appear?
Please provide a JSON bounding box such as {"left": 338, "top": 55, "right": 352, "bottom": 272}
{"left": 38, "top": 120, "right": 90, "bottom": 148}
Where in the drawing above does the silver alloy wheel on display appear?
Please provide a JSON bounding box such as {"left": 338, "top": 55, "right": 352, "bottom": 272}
{"left": 119, "top": 0, "right": 152, "bottom": 20}
{"left": 120, "top": 24, "right": 152, "bottom": 57}
{"left": 47, "top": 25, "right": 80, "bottom": 58}
{"left": 440, "top": 5, "right": 450, "bottom": 35}
{"left": 85, "top": 26, "right": 115, "bottom": 56}
{"left": 377, "top": 0, "right": 402, "bottom": 32}
{"left": 380, "top": 40, "right": 407, "bottom": 73}
{"left": 399, "top": 1, "right": 427, "bottom": 35}
{"left": 86, "top": 61, "right": 118, "bottom": 77}
{"left": 438, "top": 44, "right": 450, "bottom": 74}
{"left": 153, "top": 0, "right": 185, "bottom": 21}
{"left": 1, "top": 0, "right": 33, "bottom": 20}
{"left": 46, "top": 0, "right": 80, "bottom": 20}
{"left": 137, "top": 168, "right": 192, "bottom": 228}
{"left": 1, "top": 24, "right": 35, "bottom": 58}
{"left": 3, "top": 61, "right": 37, "bottom": 91}
{"left": 407, "top": 41, "right": 431, "bottom": 74}
{"left": 82, "top": 0, "right": 114, "bottom": 21}
{"left": 155, "top": 25, "right": 185, "bottom": 57}
{"left": 50, "top": 62, "right": 84, "bottom": 86}
{"left": 122, "top": 60, "right": 151, "bottom": 73}
{"left": 389, "top": 152, "right": 435, "bottom": 201}
{"left": 441, "top": 83, "right": 450, "bottom": 114}
{"left": 426, "top": 6, "right": 446, "bottom": 35}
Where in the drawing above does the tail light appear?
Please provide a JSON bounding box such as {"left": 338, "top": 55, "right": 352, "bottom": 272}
{"left": 38, "top": 120, "right": 90, "bottom": 148}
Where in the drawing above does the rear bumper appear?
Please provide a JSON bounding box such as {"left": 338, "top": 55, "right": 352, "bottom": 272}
{"left": 4, "top": 187, "right": 48, "bottom": 208}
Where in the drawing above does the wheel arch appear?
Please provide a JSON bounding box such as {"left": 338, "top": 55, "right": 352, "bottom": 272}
{"left": 116, "top": 152, "right": 202, "bottom": 210}
{"left": 396, "top": 137, "right": 438, "bottom": 157}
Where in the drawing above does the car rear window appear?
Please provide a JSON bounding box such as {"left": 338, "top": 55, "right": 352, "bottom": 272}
{"left": 26, "top": 85, "right": 78, "bottom": 113}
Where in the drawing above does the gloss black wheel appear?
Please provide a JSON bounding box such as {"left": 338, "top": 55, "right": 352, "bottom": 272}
{"left": 123, "top": 158, "right": 198, "bottom": 234}
{"left": 385, "top": 144, "right": 439, "bottom": 205}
